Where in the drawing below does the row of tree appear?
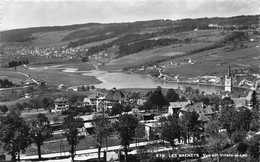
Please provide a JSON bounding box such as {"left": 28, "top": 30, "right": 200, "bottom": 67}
{"left": 0, "top": 112, "right": 53, "bottom": 161}
{"left": 117, "top": 38, "right": 182, "bottom": 58}
{"left": 0, "top": 107, "right": 141, "bottom": 162}
{"left": 0, "top": 79, "right": 15, "bottom": 88}
{"left": 8, "top": 60, "right": 29, "bottom": 68}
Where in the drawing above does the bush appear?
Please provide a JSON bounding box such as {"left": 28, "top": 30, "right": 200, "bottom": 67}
{"left": 237, "top": 142, "right": 248, "bottom": 154}
{"left": 232, "top": 131, "right": 246, "bottom": 144}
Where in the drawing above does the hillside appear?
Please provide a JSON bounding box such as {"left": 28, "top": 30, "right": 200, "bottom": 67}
{"left": 1, "top": 15, "right": 260, "bottom": 80}
{"left": 1, "top": 15, "right": 259, "bottom": 45}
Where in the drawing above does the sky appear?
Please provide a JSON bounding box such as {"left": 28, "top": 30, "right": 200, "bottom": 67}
{"left": 1, "top": 0, "right": 260, "bottom": 30}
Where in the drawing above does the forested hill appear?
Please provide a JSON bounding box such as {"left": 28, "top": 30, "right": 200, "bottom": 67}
{"left": 1, "top": 15, "right": 259, "bottom": 45}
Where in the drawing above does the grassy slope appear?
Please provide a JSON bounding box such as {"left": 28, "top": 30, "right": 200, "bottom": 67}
{"left": 163, "top": 42, "right": 260, "bottom": 77}
{"left": 16, "top": 63, "right": 100, "bottom": 86}
{"left": 102, "top": 42, "right": 213, "bottom": 70}
{"left": 31, "top": 30, "right": 72, "bottom": 47}
{"left": 100, "top": 30, "right": 227, "bottom": 70}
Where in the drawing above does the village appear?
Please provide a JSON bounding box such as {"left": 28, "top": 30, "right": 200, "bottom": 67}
{"left": 1, "top": 3, "right": 260, "bottom": 161}
{"left": 0, "top": 64, "right": 259, "bottom": 162}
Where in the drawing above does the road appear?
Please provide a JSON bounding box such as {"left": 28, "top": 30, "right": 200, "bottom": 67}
{"left": 20, "top": 140, "right": 165, "bottom": 161}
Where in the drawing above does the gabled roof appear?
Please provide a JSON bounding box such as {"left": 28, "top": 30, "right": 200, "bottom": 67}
{"left": 83, "top": 98, "right": 92, "bottom": 105}
{"left": 245, "top": 91, "right": 253, "bottom": 100}
{"left": 180, "top": 102, "right": 214, "bottom": 115}
{"left": 169, "top": 101, "right": 190, "bottom": 109}
{"left": 105, "top": 88, "right": 125, "bottom": 101}
{"left": 55, "top": 97, "right": 68, "bottom": 103}
{"left": 198, "top": 114, "right": 210, "bottom": 122}
{"left": 233, "top": 98, "right": 246, "bottom": 107}
{"left": 245, "top": 75, "right": 257, "bottom": 82}
{"left": 221, "top": 91, "right": 240, "bottom": 98}
{"left": 185, "top": 92, "right": 202, "bottom": 101}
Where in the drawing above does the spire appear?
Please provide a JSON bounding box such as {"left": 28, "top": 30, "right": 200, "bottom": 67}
{"left": 228, "top": 63, "right": 231, "bottom": 77}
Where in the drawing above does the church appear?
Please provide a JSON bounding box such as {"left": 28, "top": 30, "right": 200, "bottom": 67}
{"left": 225, "top": 64, "right": 232, "bottom": 92}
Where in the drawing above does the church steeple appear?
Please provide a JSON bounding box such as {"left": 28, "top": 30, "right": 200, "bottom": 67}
{"left": 225, "top": 63, "right": 232, "bottom": 92}
{"left": 227, "top": 63, "right": 232, "bottom": 78}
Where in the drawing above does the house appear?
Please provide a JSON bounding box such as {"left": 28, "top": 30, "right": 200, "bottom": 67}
{"left": 82, "top": 98, "right": 93, "bottom": 107}
{"left": 123, "top": 108, "right": 144, "bottom": 121}
{"left": 95, "top": 88, "right": 126, "bottom": 112}
{"left": 137, "top": 99, "right": 146, "bottom": 106}
{"left": 179, "top": 102, "right": 215, "bottom": 121}
{"left": 233, "top": 97, "right": 247, "bottom": 108}
{"left": 24, "top": 78, "right": 38, "bottom": 86}
{"left": 52, "top": 97, "right": 69, "bottom": 113}
{"left": 88, "top": 93, "right": 106, "bottom": 111}
{"left": 58, "top": 84, "right": 66, "bottom": 90}
{"left": 104, "top": 87, "right": 125, "bottom": 103}
{"left": 24, "top": 93, "right": 32, "bottom": 98}
{"left": 168, "top": 101, "right": 190, "bottom": 115}
{"left": 245, "top": 91, "right": 253, "bottom": 108}
{"left": 143, "top": 121, "right": 161, "bottom": 140}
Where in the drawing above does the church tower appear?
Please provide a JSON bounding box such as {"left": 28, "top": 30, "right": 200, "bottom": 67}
{"left": 225, "top": 64, "right": 232, "bottom": 92}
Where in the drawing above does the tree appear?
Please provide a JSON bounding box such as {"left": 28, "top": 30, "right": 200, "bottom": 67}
{"left": 69, "top": 95, "right": 79, "bottom": 105}
{"left": 165, "top": 88, "right": 179, "bottom": 102}
{"left": 81, "top": 56, "right": 89, "bottom": 62}
{"left": 235, "top": 107, "right": 252, "bottom": 131}
{"left": 90, "top": 85, "right": 95, "bottom": 90}
{"left": 248, "top": 135, "right": 260, "bottom": 160}
{"left": 123, "top": 104, "right": 132, "bottom": 112}
{"left": 179, "top": 95, "right": 187, "bottom": 101}
{"left": 251, "top": 91, "right": 258, "bottom": 111}
{"left": 185, "top": 86, "right": 194, "bottom": 94}
{"left": 250, "top": 110, "right": 260, "bottom": 131}
{"left": 146, "top": 86, "right": 169, "bottom": 111}
{"left": 0, "top": 105, "right": 8, "bottom": 114}
{"left": 109, "top": 103, "right": 123, "bottom": 116}
{"left": 40, "top": 97, "right": 54, "bottom": 110}
{"left": 142, "top": 101, "right": 153, "bottom": 112}
{"left": 0, "top": 111, "right": 31, "bottom": 161}
{"left": 221, "top": 97, "right": 234, "bottom": 107}
{"left": 159, "top": 114, "right": 181, "bottom": 148}
{"left": 29, "top": 113, "right": 53, "bottom": 159}
{"left": 29, "top": 99, "right": 41, "bottom": 111}
{"left": 92, "top": 114, "right": 110, "bottom": 162}
{"left": 63, "top": 115, "right": 83, "bottom": 162}
{"left": 219, "top": 105, "right": 237, "bottom": 140}
{"left": 210, "top": 96, "right": 222, "bottom": 111}
{"left": 207, "top": 133, "right": 229, "bottom": 161}
{"left": 129, "top": 91, "right": 141, "bottom": 100}
{"left": 114, "top": 114, "right": 139, "bottom": 162}
{"left": 180, "top": 111, "right": 202, "bottom": 143}
{"left": 205, "top": 116, "right": 229, "bottom": 162}
{"left": 201, "top": 97, "right": 211, "bottom": 106}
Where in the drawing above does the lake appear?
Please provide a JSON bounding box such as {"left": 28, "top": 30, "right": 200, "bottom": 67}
{"left": 61, "top": 67, "right": 225, "bottom": 93}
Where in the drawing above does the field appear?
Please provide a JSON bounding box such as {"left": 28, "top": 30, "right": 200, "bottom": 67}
{"left": 0, "top": 62, "right": 100, "bottom": 87}
{"left": 163, "top": 43, "right": 260, "bottom": 77}
{"left": 25, "top": 135, "right": 122, "bottom": 156}
{"left": 102, "top": 42, "right": 213, "bottom": 70}
{"left": 0, "top": 54, "right": 69, "bottom": 67}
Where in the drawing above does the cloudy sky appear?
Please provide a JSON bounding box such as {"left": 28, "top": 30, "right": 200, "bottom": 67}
{"left": 1, "top": 0, "right": 260, "bottom": 30}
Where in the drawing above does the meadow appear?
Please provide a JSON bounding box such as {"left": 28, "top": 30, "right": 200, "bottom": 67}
{"left": 163, "top": 44, "right": 260, "bottom": 77}
{"left": 102, "top": 42, "right": 213, "bottom": 70}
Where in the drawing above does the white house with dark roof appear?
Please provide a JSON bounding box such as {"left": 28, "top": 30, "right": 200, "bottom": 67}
{"left": 52, "top": 97, "right": 69, "bottom": 113}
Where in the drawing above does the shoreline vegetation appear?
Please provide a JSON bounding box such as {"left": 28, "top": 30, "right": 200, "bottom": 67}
{"left": 1, "top": 62, "right": 251, "bottom": 93}
{"left": 23, "top": 63, "right": 250, "bottom": 91}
